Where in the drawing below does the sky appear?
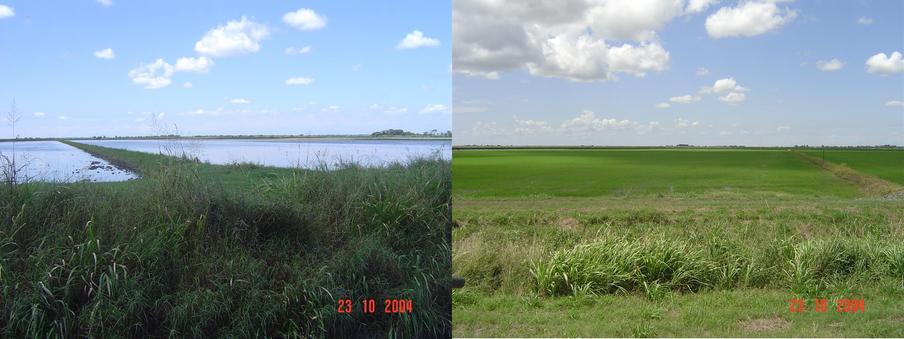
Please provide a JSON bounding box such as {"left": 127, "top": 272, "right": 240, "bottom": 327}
{"left": 0, "top": 0, "right": 450, "bottom": 138}
{"left": 453, "top": 0, "right": 904, "bottom": 146}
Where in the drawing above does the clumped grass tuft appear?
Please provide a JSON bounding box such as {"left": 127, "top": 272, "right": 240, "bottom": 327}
{"left": 534, "top": 235, "right": 904, "bottom": 297}
{"left": 1, "top": 142, "right": 451, "bottom": 337}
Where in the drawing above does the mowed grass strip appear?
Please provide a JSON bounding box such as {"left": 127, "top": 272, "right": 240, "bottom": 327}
{"left": 803, "top": 149, "right": 904, "bottom": 186}
{"left": 453, "top": 149, "right": 861, "bottom": 198}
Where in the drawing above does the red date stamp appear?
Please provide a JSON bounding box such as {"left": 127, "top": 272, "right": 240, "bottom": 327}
{"left": 337, "top": 298, "right": 414, "bottom": 314}
{"left": 788, "top": 298, "right": 864, "bottom": 313}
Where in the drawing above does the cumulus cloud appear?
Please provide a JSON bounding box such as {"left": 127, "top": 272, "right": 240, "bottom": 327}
{"left": 94, "top": 48, "right": 115, "bottom": 60}
{"left": 886, "top": 100, "right": 904, "bottom": 107}
{"left": 865, "top": 51, "right": 904, "bottom": 74}
{"left": 686, "top": 0, "right": 719, "bottom": 13}
{"left": 183, "top": 82, "right": 193, "bottom": 88}
{"left": 58, "top": 115, "right": 68, "bottom": 120}
{"left": 285, "top": 77, "right": 314, "bottom": 86}
{"left": 175, "top": 56, "right": 214, "bottom": 73}
{"left": 195, "top": 17, "right": 270, "bottom": 58}
{"left": 284, "top": 46, "right": 312, "bottom": 55}
{"left": 857, "top": 17, "right": 873, "bottom": 25}
{"left": 816, "top": 58, "right": 843, "bottom": 71}
{"left": 397, "top": 30, "right": 440, "bottom": 49}
{"left": 656, "top": 102, "right": 671, "bottom": 109}
{"left": 230, "top": 98, "right": 251, "bottom": 104}
{"left": 705, "top": 1, "right": 797, "bottom": 38}
{"left": 669, "top": 94, "right": 701, "bottom": 104}
{"left": 701, "top": 77, "right": 747, "bottom": 94}
{"left": 420, "top": 104, "right": 449, "bottom": 113}
{"left": 96, "top": 0, "right": 112, "bottom": 6}
{"left": 0, "top": 4, "right": 14, "bottom": 19}
{"left": 283, "top": 8, "right": 326, "bottom": 31}
{"left": 560, "top": 110, "right": 638, "bottom": 133}
{"left": 128, "top": 59, "right": 174, "bottom": 89}
{"left": 453, "top": 0, "right": 686, "bottom": 81}
{"left": 675, "top": 118, "right": 700, "bottom": 128}
{"left": 719, "top": 92, "right": 746, "bottom": 105}
{"left": 514, "top": 117, "right": 554, "bottom": 135}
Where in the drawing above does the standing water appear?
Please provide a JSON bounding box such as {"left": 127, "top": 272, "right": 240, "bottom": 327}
{"left": 0, "top": 140, "right": 137, "bottom": 182}
{"left": 79, "top": 138, "right": 451, "bottom": 169}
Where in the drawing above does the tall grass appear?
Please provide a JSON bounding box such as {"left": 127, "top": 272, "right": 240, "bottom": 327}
{"left": 0, "top": 143, "right": 451, "bottom": 337}
{"left": 533, "top": 236, "right": 904, "bottom": 298}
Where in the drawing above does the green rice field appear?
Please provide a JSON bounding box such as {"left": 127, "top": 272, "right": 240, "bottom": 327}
{"left": 452, "top": 148, "right": 904, "bottom": 337}
{"left": 453, "top": 149, "right": 867, "bottom": 198}
{"left": 804, "top": 149, "right": 904, "bottom": 185}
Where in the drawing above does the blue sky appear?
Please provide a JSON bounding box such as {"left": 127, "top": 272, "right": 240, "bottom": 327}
{"left": 0, "top": 0, "right": 450, "bottom": 138}
{"left": 453, "top": 0, "right": 904, "bottom": 146}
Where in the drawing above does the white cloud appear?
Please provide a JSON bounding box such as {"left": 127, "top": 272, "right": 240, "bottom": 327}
{"left": 455, "top": 69, "right": 500, "bottom": 80}
{"left": 186, "top": 108, "right": 224, "bottom": 116}
{"left": 776, "top": 125, "right": 791, "bottom": 132}
{"left": 128, "top": 59, "right": 174, "bottom": 89}
{"left": 686, "top": 0, "right": 719, "bottom": 13}
{"left": 705, "top": 1, "right": 797, "bottom": 38}
{"left": 183, "top": 82, "right": 193, "bottom": 88}
{"left": 230, "top": 98, "right": 251, "bottom": 104}
{"left": 284, "top": 46, "right": 312, "bottom": 55}
{"left": 321, "top": 105, "right": 340, "bottom": 113}
{"left": 656, "top": 102, "right": 671, "bottom": 109}
{"left": 675, "top": 118, "right": 700, "bottom": 128}
{"left": 560, "top": 110, "right": 637, "bottom": 133}
{"left": 420, "top": 104, "right": 449, "bottom": 113}
{"left": 194, "top": 17, "right": 270, "bottom": 58}
{"left": 514, "top": 117, "right": 554, "bottom": 135}
{"left": 857, "top": 17, "right": 873, "bottom": 25}
{"left": 93, "top": 48, "right": 115, "bottom": 60}
{"left": 865, "top": 51, "right": 904, "bottom": 74}
{"left": 816, "top": 58, "right": 843, "bottom": 71}
{"left": 397, "top": 30, "right": 440, "bottom": 49}
{"left": 33, "top": 111, "right": 45, "bottom": 117}
{"left": 606, "top": 42, "right": 670, "bottom": 77}
{"left": 96, "top": 0, "right": 112, "bottom": 6}
{"left": 696, "top": 67, "right": 710, "bottom": 76}
{"left": 886, "top": 100, "right": 904, "bottom": 107}
{"left": 453, "top": 0, "right": 684, "bottom": 81}
{"left": 0, "top": 4, "right": 14, "bottom": 19}
{"left": 669, "top": 95, "right": 701, "bottom": 104}
{"left": 719, "top": 92, "right": 746, "bottom": 105}
{"left": 58, "top": 115, "right": 68, "bottom": 120}
{"left": 702, "top": 77, "right": 747, "bottom": 94}
{"left": 283, "top": 8, "right": 326, "bottom": 31}
{"left": 174, "top": 56, "right": 213, "bottom": 73}
{"left": 285, "top": 77, "right": 314, "bottom": 86}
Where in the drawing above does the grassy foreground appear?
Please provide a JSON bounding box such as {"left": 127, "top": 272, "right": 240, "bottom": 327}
{"left": 452, "top": 148, "right": 904, "bottom": 337}
{"left": 1, "top": 141, "right": 451, "bottom": 337}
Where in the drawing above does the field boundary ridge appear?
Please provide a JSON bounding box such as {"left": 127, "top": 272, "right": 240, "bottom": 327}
{"left": 795, "top": 151, "right": 903, "bottom": 198}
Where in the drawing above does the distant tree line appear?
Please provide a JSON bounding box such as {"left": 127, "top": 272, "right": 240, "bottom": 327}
{"left": 370, "top": 129, "right": 452, "bottom": 137}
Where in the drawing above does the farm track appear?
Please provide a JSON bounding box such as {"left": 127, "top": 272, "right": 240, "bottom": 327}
{"left": 794, "top": 151, "right": 904, "bottom": 198}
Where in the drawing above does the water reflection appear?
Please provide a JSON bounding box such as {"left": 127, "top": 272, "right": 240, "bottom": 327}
{"left": 80, "top": 138, "right": 451, "bottom": 169}
{"left": 0, "top": 141, "right": 137, "bottom": 182}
